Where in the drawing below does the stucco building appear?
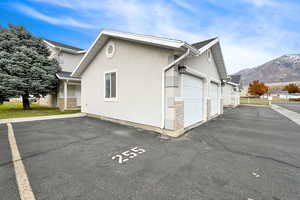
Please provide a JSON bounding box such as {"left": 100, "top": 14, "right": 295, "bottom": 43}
{"left": 37, "top": 39, "right": 85, "bottom": 110}
{"left": 72, "top": 30, "right": 228, "bottom": 136}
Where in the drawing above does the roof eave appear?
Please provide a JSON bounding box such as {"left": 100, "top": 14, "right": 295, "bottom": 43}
{"left": 56, "top": 73, "right": 81, "bottom": 81}
{"left": 59, "top": 47, "right": 86, "bottom": 54}
{"left": 101, "top": 29, "right": 185, "bottom": 49}
{"left": 43, "top": 39, "right": 86, "bottom": 55}
{"left": 183, "top": 43, "right": 200, "bottom": 55}
{"left": 226, "top": 81, "right": 239, "bottom": 86}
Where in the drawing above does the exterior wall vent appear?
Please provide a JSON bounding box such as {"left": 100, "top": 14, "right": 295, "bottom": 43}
{"left": 178, "top": 65, "right": 187, "bottom": 74}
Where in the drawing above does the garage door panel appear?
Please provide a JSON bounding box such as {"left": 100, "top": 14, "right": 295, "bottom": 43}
{"left": 183, "top": 89, "right": 201, "bottom": 98}
{"left": 183, "top": 75, "right": 203, "bottom": 127}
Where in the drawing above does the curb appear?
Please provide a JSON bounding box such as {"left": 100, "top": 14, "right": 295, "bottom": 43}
{"left": 0, "top": 113, "right": 86, "bottom": 124}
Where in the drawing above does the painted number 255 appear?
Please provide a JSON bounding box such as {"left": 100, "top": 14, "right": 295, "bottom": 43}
{"left": 112, "top": 147, "right": 146, "bottom": 164}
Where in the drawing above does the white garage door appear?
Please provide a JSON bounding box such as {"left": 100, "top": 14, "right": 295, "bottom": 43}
{"left": 211, "top": 82, "right": 219, "bottom": 116}
{"left": 183, "top": 75, "right": 203, "bottom": 127}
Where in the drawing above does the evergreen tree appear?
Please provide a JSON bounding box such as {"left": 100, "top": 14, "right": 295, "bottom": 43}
{"left": 0, "top": 25, "right": 60, "bottom": 109}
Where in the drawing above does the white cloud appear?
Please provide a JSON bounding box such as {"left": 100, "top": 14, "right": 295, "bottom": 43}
{"left": 29, "top": 0, "right": 74, "bottom": 9}
{"left": 19, "top": 0, "right": 300, "bottom": 74}
{"left": 15, "top": 4, "right": 97, "bottom": 29}
{"left": 244, "top": 0, "right": 277, "bottom": 7}
{"left": 171, "top": 0, "right": 198, "bottom": 12}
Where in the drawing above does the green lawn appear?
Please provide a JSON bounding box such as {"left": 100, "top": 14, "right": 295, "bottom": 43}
{"left": 0, "top": 102, "right": 80, "bottom": 119}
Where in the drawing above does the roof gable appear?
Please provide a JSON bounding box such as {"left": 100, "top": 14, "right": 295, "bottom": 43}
{"left": 43, "top": 39, "right": 85, "bottom": 54}
{"left": 192, "top": 38, "right": 227, "bottom": 80}
{"left": 71, "top": 30, "right": 227, "bottom": 80}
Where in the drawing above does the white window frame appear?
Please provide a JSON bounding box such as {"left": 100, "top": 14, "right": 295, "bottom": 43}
{"left": 104, "top": 69, "right": 118, "bottom": 102}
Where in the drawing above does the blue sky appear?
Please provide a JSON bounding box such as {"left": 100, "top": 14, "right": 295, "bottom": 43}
{"left": 1, "top": 0, "right": 300, "bottom": 74}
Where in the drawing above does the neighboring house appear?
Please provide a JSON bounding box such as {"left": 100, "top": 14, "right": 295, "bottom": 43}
{"left": 37, "top": 39, "right": 86, "bottom": 110}
{"left": 71, "top": 30, "right": 227, "bottom": 137}
{"left": 222, "top": 75, "right": 241, "bottom": 107}
{"left": 230, "top": 75, "right": 243, "bottom": 90}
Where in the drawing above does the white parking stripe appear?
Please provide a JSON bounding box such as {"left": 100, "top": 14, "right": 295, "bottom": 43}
{"left": 0, "top": 113, "right": 86, "bottom": 124}
{"left": 7, "top": 123, "right": 36, "bottom": 200}
{"left": 271, "top": 104, "right": 300, "bottom": 126}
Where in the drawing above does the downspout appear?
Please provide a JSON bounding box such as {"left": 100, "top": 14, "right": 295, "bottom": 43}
{"left": 161, "top": 48, "right": 190, "bottom": 129}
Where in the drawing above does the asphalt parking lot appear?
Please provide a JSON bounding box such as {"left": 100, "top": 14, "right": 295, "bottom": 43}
{"left": 1, "top": 105, "right": 300, "bottom": 200}
{"left": 274, "top": 102, "right": 300, "bottom": 114}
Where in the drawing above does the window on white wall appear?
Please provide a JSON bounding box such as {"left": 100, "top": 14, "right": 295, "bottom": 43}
{"left": 104, "top": 71, "right": 117, "bottom": 100}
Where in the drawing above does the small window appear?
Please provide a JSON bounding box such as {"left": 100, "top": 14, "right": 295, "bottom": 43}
{"left": 104, "top": 71, "right": 117, "bottom": 100}
{"left": 106, "top": 41, "right": 115, "bottom": 58}
{"left": 207, "top": 49, "right": 212, "bottom": 62}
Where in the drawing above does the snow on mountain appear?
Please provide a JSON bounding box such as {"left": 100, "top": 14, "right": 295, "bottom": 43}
{"left": 235, "top": 54, "right": 300, "bottom": 86}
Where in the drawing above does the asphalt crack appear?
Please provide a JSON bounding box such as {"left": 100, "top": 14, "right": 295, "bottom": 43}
{"left": 204, "top": 134, "right": 300, "bottom": 170}
{"left": 0, "top": 134, "right": 105, "bottom": 168}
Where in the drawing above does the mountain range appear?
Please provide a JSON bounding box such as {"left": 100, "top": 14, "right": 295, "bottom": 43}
{"left": 235, "top": 54, "right": 300, "bottom": 86}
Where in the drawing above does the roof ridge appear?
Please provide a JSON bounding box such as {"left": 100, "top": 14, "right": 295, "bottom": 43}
{"left": 44, "top": 39, "right": 84, "bottom": 51}
{"left": 102, "top": 29, "right": 185, "bottom": 44}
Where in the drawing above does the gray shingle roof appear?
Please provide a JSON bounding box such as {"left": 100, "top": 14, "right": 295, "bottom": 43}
{"left": 44, "top": 39, "right": 84, "bottom": 51}
{"left": 230, "top": 75, "right": 241, "bottom": 84}
{"left": 192, "top": 38, "right": 217, "bottom": 49}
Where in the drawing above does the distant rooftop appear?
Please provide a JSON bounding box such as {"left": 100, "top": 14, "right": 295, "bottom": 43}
{"left": 230, "top": 75, "right": 241, "bottom": 84}
{"left": 44, "top": 39, "right": 84, "bottom": 51}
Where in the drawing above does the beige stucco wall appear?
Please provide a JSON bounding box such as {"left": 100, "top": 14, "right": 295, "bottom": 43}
{"left": 47, "top": 45, "right": 84, "bottom": 72}
{"left": 81, "top": 38, "right": 173, "bottom": 128}
{"left": 222, "top": 83, "right": 233, "bottom": 106}
{"left": 59, "top": 52, "right": 84, "bottom": 72}
{"left": 183, "top": 51, "right": 220, "bottom": 81}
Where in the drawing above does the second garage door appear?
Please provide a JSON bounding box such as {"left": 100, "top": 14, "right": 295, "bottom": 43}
{"left": 182, "top": 74, "right": 203, "bottom": 127}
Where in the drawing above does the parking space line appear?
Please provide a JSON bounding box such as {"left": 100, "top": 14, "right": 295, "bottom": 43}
{"left": 271, "top": 104, "right": 300, "bottom": 126}
{"left": 0, "top": 113, "right": 86, "bottom": 125}
{"left": 7, "top": 123, "right": 36, "bottom": 200}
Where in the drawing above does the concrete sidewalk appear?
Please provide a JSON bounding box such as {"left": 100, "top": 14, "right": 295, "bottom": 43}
{"left": 271, "top": 104, "right": 300, "bottom": 126}
{"left": 0, "top": 113, "right": 86, "bottom": 124}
